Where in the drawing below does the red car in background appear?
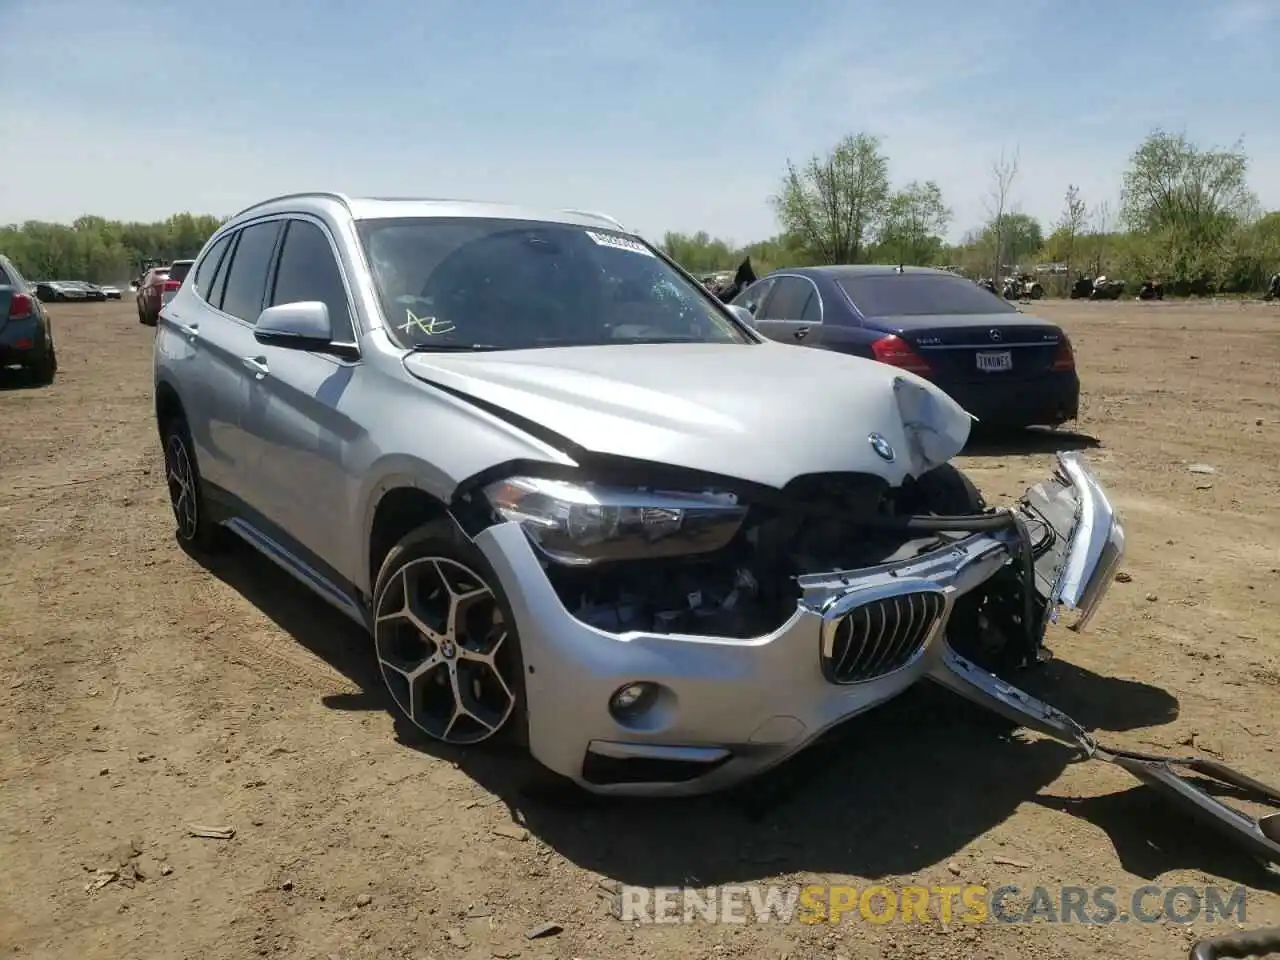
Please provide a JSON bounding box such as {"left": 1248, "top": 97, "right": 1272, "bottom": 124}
{"left": 135, "top": 260, "right": 193, "bottom": 325}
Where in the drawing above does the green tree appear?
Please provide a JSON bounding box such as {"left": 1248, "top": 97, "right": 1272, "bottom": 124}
{"left": 659, "top": 231, "right": 738, "bottom": 274}
{"left": 771, "top": 132, "right": 891, "bottom": 264}
{"left": 1050, "top": 184, "right": 1088, "bottom": 277}
{"left": 876, "top": 181, "right": 951, "bottom": 265}
{"left": 1120, "top": 129, "right": 1255, "bottom": 240}
{"left": 0, "top": 213, "right": 226, "bottom": 283}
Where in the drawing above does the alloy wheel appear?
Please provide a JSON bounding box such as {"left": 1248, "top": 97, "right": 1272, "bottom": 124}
{"left": 165, "top": 432, "right": 199, "bottom": 541}
{"left": 374, "top": 556, "right": 516, "bottom": 744}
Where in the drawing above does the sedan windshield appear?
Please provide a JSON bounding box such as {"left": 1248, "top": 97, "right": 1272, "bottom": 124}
{"left": 357, "top": 217, "right": 752, "bottom": 350}
{"left": 838, "top": 274, "right": 1016, "bottom": 317}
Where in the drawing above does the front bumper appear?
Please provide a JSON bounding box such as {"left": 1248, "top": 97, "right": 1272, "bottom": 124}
{"left": 935, "top": 370, "right": 1080, "bottom": 428}
{"left": 473, "top": 451, "right": 1125, "bottom": 795}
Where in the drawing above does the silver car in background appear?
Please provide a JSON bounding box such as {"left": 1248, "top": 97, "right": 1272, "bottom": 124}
{"left": 152, "top": 192, "right": 1125, "bottom": 797}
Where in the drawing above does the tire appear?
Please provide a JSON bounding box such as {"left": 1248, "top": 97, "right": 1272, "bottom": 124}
{"left": 900, "top": 462, "right": 986, "bottom": 516}
{"left": 902, "top": 464, "right": 1028, "bottom": 684}
{"left": 159, "top": 415, "right": 227, "bottom": 551}
{"left": 371, "top": 520, "right": 579, "bottom": 800}
{"left": 138, "top": 302, "right": 146, "bottom": 324}
{"left": 29, "top": 343, "right": 57, "bottom": 385}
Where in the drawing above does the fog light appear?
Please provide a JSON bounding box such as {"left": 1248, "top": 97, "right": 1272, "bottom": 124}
{"left": 609, "top": 682, "right": 657, "bottom": 719}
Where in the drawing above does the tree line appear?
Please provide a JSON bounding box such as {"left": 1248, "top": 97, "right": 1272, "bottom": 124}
{"left": 666, "top": 129, "right": 1280, "bottom": 296}
{"left": 0, "top": 214, "right": 225, "bottom": 284}
{"left": 2, "top": 128, "right": 1277, "bottom": 294}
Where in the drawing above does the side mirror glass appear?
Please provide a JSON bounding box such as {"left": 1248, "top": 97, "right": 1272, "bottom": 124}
{"left": 726, "top": 304, "right": 756, "bottom": 328}
{"left": 254, "top": 301, "right": 333, "bottom": 349}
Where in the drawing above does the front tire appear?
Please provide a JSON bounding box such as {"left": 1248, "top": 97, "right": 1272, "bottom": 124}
{"left": 372, "top": 521, "right": 528, "bottom": 747}
{"left": 371, "top": 521, "right": 580, "bottom": 800}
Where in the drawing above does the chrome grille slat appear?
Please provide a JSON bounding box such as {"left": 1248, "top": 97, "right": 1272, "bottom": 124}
{"left": 821, "top": 591, "right": 946, "bottom": 684}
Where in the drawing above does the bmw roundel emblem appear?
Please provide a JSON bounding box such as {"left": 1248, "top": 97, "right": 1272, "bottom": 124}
{"left": 868, "top": 433, "right": 895, "bottom": 462}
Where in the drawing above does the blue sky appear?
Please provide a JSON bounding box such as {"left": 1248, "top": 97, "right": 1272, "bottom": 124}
{"left": 2, "top": 0, "right": 1277, "bottom": 245}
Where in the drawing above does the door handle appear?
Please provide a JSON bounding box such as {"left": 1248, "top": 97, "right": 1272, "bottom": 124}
{"left": 794, "top": 326, "right": 810, "bottom": 340}
{"left": 241, "top": 356, "right": 269, "bottom": 378}
{"left": 172, "top": 320, "right": 199, "bottom": 340}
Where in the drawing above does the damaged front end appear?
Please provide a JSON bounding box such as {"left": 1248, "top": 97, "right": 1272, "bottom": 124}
{"left": 469, "top": 449, "right": 1279, "bottom": 866}
{"left": 485, "top": 450, "right": 1117, "bottom": 668}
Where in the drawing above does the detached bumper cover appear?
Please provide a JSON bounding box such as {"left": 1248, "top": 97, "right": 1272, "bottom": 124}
{"left": 474, "top": 452, "right": 1124, "bottom": 794}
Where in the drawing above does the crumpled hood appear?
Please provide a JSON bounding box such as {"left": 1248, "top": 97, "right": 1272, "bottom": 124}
{"left": 403, "top": 342, "right": 973, "bottom": 489}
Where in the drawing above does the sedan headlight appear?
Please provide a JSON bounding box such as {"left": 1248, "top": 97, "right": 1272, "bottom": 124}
{"left": 483, "top": 476, "right": 747, "bottom": 566}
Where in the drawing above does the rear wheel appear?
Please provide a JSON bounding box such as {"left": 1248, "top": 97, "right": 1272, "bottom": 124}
{"left": 160, "top": 415, "right": 227, "bottom": 551}
{"left": 29, "top": 343, "right": 57, "bottom": 385}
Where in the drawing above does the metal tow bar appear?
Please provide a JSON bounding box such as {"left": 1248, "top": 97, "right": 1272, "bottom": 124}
{"left": 1189, "top": 925, "right": 1280, "bottom": 959}
{"left": 929, "top": 647, "right": 1280, "bottom": 867}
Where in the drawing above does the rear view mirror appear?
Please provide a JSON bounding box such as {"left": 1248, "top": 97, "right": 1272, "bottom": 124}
{"left": 255, "top": 301, "right": 333, "bottom": 349}
{"left": 726, "top": 304, "right": 756, "bottom": 328}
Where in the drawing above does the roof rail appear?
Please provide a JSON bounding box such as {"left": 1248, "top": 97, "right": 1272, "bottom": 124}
{"left": 229, "top": 191, "right": 353, "bottom": 220}
{"left": 561, "top": 209, "right": 628, "bottom": 231}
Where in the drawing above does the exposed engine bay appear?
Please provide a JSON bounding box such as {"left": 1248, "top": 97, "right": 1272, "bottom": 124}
{"left": 542, "top": 468, "right": 1052, "bottom": 662}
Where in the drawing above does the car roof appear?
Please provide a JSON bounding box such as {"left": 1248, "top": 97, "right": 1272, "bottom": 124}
{"left": 768, "top": 264, "right": 958, "bottom": 280}
{"left": 223, "top": 192, "right": 630, "bottom": 235}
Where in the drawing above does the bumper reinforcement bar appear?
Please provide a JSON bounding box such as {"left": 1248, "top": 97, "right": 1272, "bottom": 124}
{"left": 932, "top": 648, "right": 1280, "bottom": 867}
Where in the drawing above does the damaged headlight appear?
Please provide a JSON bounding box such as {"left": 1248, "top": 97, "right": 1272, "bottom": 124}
{"left": 483, "top": 476, "right": 747, "bottom": 566}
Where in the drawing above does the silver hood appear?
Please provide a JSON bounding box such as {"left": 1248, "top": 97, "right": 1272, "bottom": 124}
{"left": 403, "top": 341, "right": 973, "bottom": 489}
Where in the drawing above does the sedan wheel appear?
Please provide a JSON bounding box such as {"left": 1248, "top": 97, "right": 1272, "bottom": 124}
{"left": 374, "top": 553, "right": 519, "bottom": 745}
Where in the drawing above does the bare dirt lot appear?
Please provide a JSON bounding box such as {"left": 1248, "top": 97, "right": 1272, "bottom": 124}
{"left": 2, "top": 299, "right": 1278, "bottom": 960}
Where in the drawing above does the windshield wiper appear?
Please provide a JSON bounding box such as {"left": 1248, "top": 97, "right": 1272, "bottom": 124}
{"left": 406, "top": 343, "right": 506, "bottom": 353}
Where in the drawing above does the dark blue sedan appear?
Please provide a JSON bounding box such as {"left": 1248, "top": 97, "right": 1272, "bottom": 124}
{"left": 730, "top": 265, "right": 1079, "bottom": 429}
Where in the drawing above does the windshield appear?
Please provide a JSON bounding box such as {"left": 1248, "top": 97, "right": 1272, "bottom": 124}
{"left": 168, "top": 261, "right": 193, "bottom": 282}
{"left": 357, "top": 217, "right": 753, "bottom": 350}
{"left": 838, "top": 274, "right": 1016, "bottom": 317}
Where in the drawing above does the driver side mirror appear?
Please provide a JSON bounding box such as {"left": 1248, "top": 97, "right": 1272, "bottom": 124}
{"left": 726, "top": 304, "right": 756, "bottom": 328}
{"left": 254, "top": 301, "right": 334, "bottom": 350}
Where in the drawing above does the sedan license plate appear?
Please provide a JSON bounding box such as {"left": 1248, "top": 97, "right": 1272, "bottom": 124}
{"left": 976, "top": 350, "right": 1012, "bottom": 372}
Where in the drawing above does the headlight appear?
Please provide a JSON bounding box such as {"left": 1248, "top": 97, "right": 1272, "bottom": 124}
{"left": 483, "top": 475, "right": 747, "bottom": 566}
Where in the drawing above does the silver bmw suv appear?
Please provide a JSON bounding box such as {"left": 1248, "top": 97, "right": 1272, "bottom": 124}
{"left": 153, "top": 193, "right": 1124, "bottom": 796}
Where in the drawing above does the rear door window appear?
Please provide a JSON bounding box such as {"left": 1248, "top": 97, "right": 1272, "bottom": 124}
{"left": 757, "top": 276, "right": 812, "bottom": 322}
{"left": 218, "top": 221, "right": 282, "bottom": 323}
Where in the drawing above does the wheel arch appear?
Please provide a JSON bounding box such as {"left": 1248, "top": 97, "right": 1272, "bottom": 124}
{"left": 364, "top": 483, "right": 455, "bottom": 599}
{"left": 155, "top": 378, "right": 186, "bottom": 428}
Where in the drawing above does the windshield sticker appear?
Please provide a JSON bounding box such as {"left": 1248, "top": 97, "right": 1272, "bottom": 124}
{"left": 585, "top": 230, "right": 654, "bottom": 257}
{"left": 400, "top": 309, "right": 455, "bottom": 336}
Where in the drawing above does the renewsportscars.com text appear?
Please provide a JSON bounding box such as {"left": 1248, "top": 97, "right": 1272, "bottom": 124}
{"left": 617, "top": 883, "right": 1249, "bottom": 926}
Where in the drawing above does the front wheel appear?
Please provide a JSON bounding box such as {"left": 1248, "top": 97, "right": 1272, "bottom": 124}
{"left": 372, "top": 521, "right": 528, "bottom": 747}
{"left": 371, "top": 521, "right": 580, "bottom": 800}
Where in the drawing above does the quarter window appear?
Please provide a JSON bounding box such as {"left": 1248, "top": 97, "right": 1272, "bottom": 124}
{"left": 219, "top": 220, "right": 282, "bottom": 323}
{"left": 192, "top": 234, "right": 231, "bottom": 303}
{"left": 731, "top": 278, "right": 774, "bottom": 314}
{"left": 269, "top": 220, "right": 355, "bottom": 341}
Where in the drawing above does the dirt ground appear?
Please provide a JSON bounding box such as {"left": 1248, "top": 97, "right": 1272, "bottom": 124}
{"left": 1, "top": 298, "right": 1278, "bottom": 960}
